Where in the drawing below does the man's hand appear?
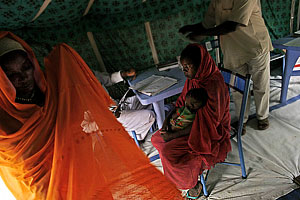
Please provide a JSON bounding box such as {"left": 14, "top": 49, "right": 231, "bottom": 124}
{"left": 109, "top": 106, "right": 121, "bottom": 118}
{"left": 179, "top": 25, "right": 193, "bottom": 34}
{"left": 114, "top": 110, "right": 121, "bottom": 118}
{"left": 121, "top": 69, "right": 136, "bottom": 80}
{"left": 187, "top": 32, "right": 200, "bottom": 41}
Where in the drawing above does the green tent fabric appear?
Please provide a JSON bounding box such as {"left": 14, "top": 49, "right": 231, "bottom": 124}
{"left": 0, "top": 0, "right": 298, "bottom": 98}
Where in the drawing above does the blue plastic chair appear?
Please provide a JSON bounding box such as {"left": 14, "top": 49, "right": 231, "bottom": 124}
{"left": 199, "top": 66, "right": 251, "bottom": 197}
{"left": 270, "top": 51, "right": 285, "bottom": 75}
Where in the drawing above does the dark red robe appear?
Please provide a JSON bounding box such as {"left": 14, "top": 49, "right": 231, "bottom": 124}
{"left": 151, "top": 44, "right": 231, "bottom": 189}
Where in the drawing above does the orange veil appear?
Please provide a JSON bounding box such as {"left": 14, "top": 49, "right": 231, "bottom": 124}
{"left": 0, "top": 32, "right": 182, "bottom": 199}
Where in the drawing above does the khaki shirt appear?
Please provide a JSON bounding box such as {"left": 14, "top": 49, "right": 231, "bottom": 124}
{"left": 202, "top": 0, "right": 273, "bottom": 68}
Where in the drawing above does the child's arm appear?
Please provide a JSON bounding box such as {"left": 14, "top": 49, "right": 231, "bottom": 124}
{"left": 161, "top": 124, "right": 192, "bottom": 142}
{"left": 161, "top": 106, "right": 176, "bottom": 132}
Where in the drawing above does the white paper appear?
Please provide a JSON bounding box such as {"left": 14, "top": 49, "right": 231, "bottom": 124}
{"left": 130, "top": 75, "right": 177, "bottom": 96}
{"left": 157, "top": 63, "right": 179, "bottom": 71}
{"left": 283, "top": 37, "right": 300, "bottom": 47}
{"left": 294, "top": 30, "right": 300, "bottom": 35}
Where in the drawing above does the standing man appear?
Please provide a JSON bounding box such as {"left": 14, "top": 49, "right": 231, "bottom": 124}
{"left": 93, "top": 69, "right": 155, "bottom": 141}
{"left": 179, "top": 0, "right": 273, "bottom": 134}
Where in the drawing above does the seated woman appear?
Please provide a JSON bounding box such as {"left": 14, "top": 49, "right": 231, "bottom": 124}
{"left": 151, "top": 44, "right": 232, "bottom": 198}
{"left": 0, "top": 32, "right": 182, "bottom": 200}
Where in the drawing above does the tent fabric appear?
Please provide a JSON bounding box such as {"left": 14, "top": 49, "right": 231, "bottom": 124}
{"left": 0, "top": 31, "right": 183, "bottom": 200}
{"left": 0, "top": 1, "right": 293, "bottom": 99}
{"left": 0, "top": 0, "right": 292, "bottom": 36}
{"left": 0, "top": 0, "right": 294, "bottom": 74}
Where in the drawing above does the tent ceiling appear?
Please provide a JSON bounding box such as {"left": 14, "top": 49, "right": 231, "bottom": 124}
{"left": 0, "top": 0, "right": 184, "bottom": 29}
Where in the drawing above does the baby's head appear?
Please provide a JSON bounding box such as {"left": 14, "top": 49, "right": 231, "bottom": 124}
{"left": 185, "top": 88, "right": 208, "bottom": 113}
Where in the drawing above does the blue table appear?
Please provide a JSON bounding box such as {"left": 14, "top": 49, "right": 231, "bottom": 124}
{"left": 273, "top": 36, "right": 300, "bottom": 104}
{"left": 128, "top": 67, "right": 186, "bottom": 129}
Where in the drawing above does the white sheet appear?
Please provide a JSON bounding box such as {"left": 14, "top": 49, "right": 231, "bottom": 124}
{"left": 0, "top": 176, "right": 15, "bottom": 200}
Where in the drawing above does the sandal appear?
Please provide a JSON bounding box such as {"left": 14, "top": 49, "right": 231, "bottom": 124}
{"left": 186, "top": 190, "right": 201, "bottom": 199}
{"left": 186, "top": 181, "right": 202, "bottom": 199}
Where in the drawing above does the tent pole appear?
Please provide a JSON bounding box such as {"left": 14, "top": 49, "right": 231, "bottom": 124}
{"left": 87, "top": 32, "right": 107, "bottom": 72}
{"left": 144, "top": 22, "right": 159, "bottom": 65}
{"left": 31, "top": 0, "right": 52, "bottom": 22}
{"left": 297, "top": 0, "right": 300, "bottom": 31}
{"left": 290, "top": 0, "right": 296, "bottom": 34}
{"left": 83, "top": 0, "right": 95, "bottom": 16}
{"left": 143, "top": 0, "right": 159, "bottom": 65}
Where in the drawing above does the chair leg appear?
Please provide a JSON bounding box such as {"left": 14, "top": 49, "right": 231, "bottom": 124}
{"left": 150, "top": 122, "right": 157, "bottom": 133}
{"left": 131, "top": 131, "right": 140, "bottom": 147}
{"left": 282, "top": 55, "right": 286, "bottom": 75}
{"left": 200, "top": 173, "right": 209, "bottom": 197}
{"left": 149, "top": 154, "right": 160, "bottom": 162}
{"left": 237, "top": 133, "right": 247, "bottom": 178}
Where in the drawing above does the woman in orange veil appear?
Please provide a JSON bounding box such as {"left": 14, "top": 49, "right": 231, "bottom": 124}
{"left": 0, "top": 31, "right": 182, "bottom": 200}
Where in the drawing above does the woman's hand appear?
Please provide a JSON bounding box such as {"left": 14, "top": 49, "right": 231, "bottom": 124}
{"left": 160, "top": 131, "right": 174, "bottom": 142}
{"left": 161, "top": 118, "right": 170, "bottom": 132}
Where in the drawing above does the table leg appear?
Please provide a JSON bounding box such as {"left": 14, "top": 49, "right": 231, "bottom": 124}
{"left": 152, "top": 100, "right": 165, "bottom": 129}
{"left": 280, "top": 50, "right": 300, "bottom": 104}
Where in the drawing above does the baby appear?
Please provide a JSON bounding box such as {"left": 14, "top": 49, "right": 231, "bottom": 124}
{"left": 168, "top": 88, "right": 208, "bottom": 132}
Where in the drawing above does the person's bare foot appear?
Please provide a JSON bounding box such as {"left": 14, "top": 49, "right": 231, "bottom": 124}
{"left": 186, "top": 181, "right": 202, "bottom": 199}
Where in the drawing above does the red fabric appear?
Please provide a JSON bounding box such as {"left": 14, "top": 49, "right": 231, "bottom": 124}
{"left": 0, "top": 32, "right": 183, "bottom": 200}
{"left": 152, "top": 44, "right": 231, "bottom": 189}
